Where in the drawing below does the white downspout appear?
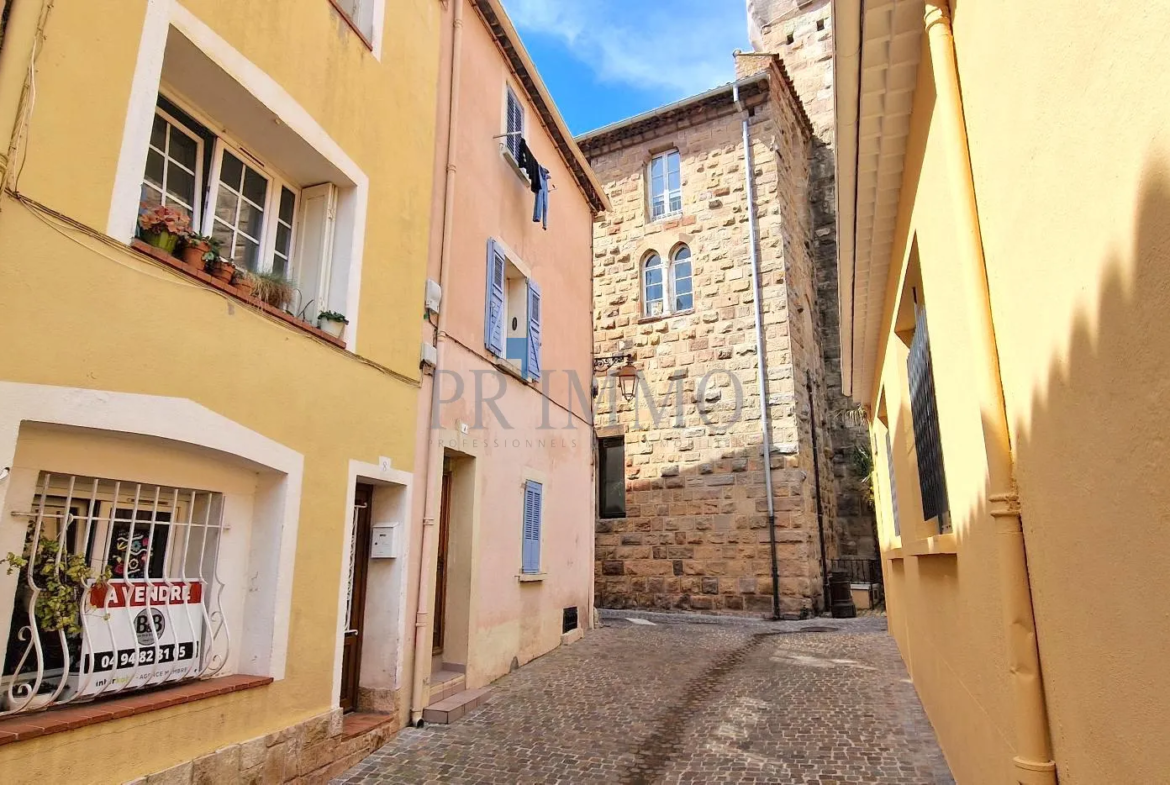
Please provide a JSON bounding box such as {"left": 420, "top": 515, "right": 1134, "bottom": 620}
{"left": 410, "top": 0, "right": 464, "bottom": 727}
{"left": 735, "top": 83, "right": 781, "bottom": 620}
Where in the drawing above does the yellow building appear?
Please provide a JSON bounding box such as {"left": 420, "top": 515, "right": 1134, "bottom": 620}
{"left": 834, "top": 1, "right": 1170, "bottom": 783}
{"left": 0, "top": 0, "right": 439, "bottom": 782}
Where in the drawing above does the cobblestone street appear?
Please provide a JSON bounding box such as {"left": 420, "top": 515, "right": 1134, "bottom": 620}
{"left": 335, "top": 614, "right": 952, "bottom": 784}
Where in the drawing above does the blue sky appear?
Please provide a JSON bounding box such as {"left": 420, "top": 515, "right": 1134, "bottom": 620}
{"left": 505, "top": 0, "right": 751, "bottom": 136}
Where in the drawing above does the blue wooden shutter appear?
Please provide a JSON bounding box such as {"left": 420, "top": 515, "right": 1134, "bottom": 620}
{"left": 526, "top": 279, "right": 542, "bottom": 381}
{"left": 522, "top": 480, "right": 542, "bottom": 574}
{"left": 484, "top": 239, "right": 505, "bottom": 356}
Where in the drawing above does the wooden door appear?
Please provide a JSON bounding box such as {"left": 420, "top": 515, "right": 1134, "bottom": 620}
{"left": 340, "top": 484, "right": 373, "bottom": 712}
{"left": 432, "top": 472, "right": 452, "bottom": 655}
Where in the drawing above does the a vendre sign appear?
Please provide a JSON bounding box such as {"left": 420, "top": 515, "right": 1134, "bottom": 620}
{"left": 67, "top": 579, "right": 205, "bottom": 698}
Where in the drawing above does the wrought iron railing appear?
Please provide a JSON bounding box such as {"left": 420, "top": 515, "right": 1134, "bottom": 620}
{"left": 1, "top": 473, "right": 229, "bottom": 716}
{"left": 829, "top": 558, "right": 883, "bottom": 586}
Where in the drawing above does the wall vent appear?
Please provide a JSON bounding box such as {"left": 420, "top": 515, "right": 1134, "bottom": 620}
{"left": 562, "top": 606, "right": 579, "bottom": 634}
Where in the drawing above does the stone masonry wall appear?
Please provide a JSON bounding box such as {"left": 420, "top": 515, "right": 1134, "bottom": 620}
{"left": 586, "top": 74, "right": 825, "bottom": 617}
{"left": 741, "top": 0, "right": 879, "bottom": 558}
{"left": 127, "top": 708, "right": 398, "bottom": 785}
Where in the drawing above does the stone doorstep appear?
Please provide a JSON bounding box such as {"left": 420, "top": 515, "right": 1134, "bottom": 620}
{"left": 428, "top": 670, "right": 466, "bottom": 703}
{"left": 340, "top": 711, "right": 395, "bottom": 741}
{"left": 422, "top": 687, "right": 493, "bottom": 725}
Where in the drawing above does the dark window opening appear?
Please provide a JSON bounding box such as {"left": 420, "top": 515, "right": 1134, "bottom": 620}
{"left": 816, "top": 19, "right": 825, "bottom": 31}
{"left": 562, "top": 606, "right": 579, "bottom": 634}
{"left": 786, "top": 32, "right": 795, "bottom": 45}
{"left": 598, "top": 436, "right": 626, "bottom": 519}
{"left": 907, "top": 305, "right": 950, "bottom": 532}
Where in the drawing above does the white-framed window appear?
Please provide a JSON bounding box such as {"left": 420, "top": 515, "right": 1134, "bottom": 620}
{"left": 643, "top": 253, "right": 665, "bottom": 317}
{"left": 141, "top": 100, "right": 301, "bottom": 278}
{"left": 648, "top": 149, "right": 682, "bottom": 221}
{"left": 484, "top": 239, "right": 542, "bottom": 380}
{"left": 672, "top": 245, "right": 693, "bottom": 312}
{"left": 643, "top": 244, "right": 694, "bottom": 317}
{"left": 141, "top": 109, "right": 203, "bottom": 222}
{"left": 505, "top": 85, "right": 524, "bottom": 162}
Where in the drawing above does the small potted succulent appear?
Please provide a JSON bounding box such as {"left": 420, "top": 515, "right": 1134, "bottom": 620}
{"left": 317, "top": 310, "right": 348, "bottom": 339}
{"left": 179, "top": 232, "right": 219, "bottom": 271}
{"left": 137, "top": 204, "right": 190, "bottom": 254}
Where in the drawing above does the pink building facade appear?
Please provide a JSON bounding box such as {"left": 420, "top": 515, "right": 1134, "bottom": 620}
{"left": 401, "top": 0, "right": 607, "bottom": 726}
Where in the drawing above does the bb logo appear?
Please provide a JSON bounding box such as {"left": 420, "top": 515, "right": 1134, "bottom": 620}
{"left": 134, "top": 608, "right": 165, "bottom": 646}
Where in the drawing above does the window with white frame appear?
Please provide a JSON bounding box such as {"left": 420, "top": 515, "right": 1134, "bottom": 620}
{"left": 648, "top": 149, "right": 682, "bottom": 221}
{"left": 136, "top": 94, "right": 350, "bottom": 318}
{"left": 504, "top": 85, "right": 524, "bottom": 162}
{"left": 642, "top": 244, "right": 694, "bottom": 318}
{"left": 643, "top": 253, "right": 665, "bottom": 317}
{"left": 672, "top": 245, "right": 693, "bottom": 312}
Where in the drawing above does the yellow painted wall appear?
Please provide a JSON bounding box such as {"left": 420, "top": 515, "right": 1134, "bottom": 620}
{"left": 952, "top": 2, "right": 1170, "bottom": 782}
{"left": 0, "top": 0, "right": 440, "bottom": 781}
{"left": 869, "top": 2, "right": 1170, "bottom": 783}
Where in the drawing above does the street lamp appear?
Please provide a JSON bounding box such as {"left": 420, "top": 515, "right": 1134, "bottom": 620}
{"left": 593, "top": 353, "right": 639, "bottom": 402}
{"left": 615, "top": 357, "right": 639, "bottom": 402}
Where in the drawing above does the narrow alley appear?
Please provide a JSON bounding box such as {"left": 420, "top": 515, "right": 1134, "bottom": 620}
{"left": 336, "top": 615, "right": 952, "bottom": 785}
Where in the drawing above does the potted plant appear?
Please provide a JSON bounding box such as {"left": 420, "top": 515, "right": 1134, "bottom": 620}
{"left": 317, "top": 310, "right": 348, "bottom": 339}
{"left": 235, "top": 270, "right": 257, "bottom": 299}
{"left": 137, "top": 204, "right": 190, "bottom": 254}
{"left": 204, "top": 253, "right": 238, "bottom": 284}
{"left": 252, "top": 270, "right": 296, "bottom": 310}
{"left": 3, "top": 534, "right": 112, "bottom": 640}
{"left": 179, "top": 232, "right": 220, "bottom": 271}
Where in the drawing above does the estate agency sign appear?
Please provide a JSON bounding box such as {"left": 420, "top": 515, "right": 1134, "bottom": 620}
{"left": 72, "top": 579, "right": 204, "bottom": 697}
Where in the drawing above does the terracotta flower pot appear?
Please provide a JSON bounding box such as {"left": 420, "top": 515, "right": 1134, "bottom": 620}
{"left": 143, "top": 230, "right": 179, "bottom": 254}
{"left": 211, "top": 260, "right": 236, "bottom": 283}
{"left": 235, "top": 275, "right": 256, "bottom": 298}
{"left": 179, "top": 240, "right": 210, "bottom": 270}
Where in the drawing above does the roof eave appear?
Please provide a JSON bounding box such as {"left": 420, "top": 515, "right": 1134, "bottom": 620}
{"left": 471, "top": 0, "right": 610, "bottom": 213}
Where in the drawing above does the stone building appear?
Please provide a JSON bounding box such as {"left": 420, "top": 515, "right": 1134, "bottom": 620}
{"left": 580, "top": 0, "right": 877, "bottom": 617}
{"left": 580, "top": 60, "right": 837, "bottom": 618}
{"left": 744, "top": 0, "right": 879, "bottom": 558}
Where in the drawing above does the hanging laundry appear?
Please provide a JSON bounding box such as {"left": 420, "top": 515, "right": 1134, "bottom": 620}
{"left": 519, "top": 138, "right": 550, "bottom": 230}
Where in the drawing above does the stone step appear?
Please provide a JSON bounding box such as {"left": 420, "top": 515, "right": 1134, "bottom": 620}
{"left": 429, "top": 670, "right": 466, "bottom": 703}
{"left": 422, "top": 686, "right": 493, "bottom": 725}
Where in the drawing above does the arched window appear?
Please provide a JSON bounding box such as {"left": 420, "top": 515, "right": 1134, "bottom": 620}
{"left": 671, "top": 245, "right": 693, "bottom": 312}
{"left": 643, "top": 253, "right": 665, "bottom": 316}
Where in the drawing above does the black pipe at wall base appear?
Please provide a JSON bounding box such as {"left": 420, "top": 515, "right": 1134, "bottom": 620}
{"left": 766, "top": 512, "right": 781, "bottom": 620}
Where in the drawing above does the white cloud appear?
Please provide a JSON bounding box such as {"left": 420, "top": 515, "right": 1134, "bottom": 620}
{"left": 506, "top": 0, "right": 749, "bottom": 99}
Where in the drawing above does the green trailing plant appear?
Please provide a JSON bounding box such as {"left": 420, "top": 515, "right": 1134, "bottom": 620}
{"left": 318, "top": 310, "right": 348, "bottom": 324}
{"left": 251, "top": 270, "right": 296, "bottom": 310}
{"left": 850, "top": 445, "right": 877, "bottom": 510}
{"left": 3, "top": 536, "right": 112, "bottom": 636}
{"left": 182, "top": 231, "right": 223, "bottom": 264}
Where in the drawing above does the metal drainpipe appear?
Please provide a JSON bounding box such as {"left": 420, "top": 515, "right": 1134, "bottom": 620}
{"left": 923, "top": 3, "right": 1056, "bottom": 783}
{"left": 410, "top": 0, "right": 463, "bottom": 727}
{"left": 805, "top": 372, "right": 829, "bottom": 611}
{"left": 735, "top": 83, "right": 781, "bottom": 621}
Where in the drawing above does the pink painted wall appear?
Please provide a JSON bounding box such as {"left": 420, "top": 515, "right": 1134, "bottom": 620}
{"left": 407, "top": 0, "right": 597, "bottom": 693}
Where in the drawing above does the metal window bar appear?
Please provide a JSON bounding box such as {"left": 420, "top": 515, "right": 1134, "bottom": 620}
{"left": 1, "top": 473, "right": 228, "bottom": 716}
{"left": 907, "top": 305, "right": 951, "bottom": 532}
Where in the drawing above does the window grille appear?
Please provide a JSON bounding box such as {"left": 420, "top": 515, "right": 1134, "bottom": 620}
{"left": 907, "top": 306, "right": 950, "bottom": 532}
{"left": 1, "top": 473, "right": 229, "bottom": 716}
{"left": 884, "top": 428, "right": 901, "bottom": 537}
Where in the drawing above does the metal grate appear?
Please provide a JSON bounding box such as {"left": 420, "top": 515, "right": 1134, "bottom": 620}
{"left": 2, "top": 473, "right": 229, "bottom": 716}
{"left": 907, "top": 306, "right": 951, "bottom": 532}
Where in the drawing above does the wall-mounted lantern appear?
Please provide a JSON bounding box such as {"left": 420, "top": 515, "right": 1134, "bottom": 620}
{"left": 593, "top": 354, "right": 638, "bottom": 402}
